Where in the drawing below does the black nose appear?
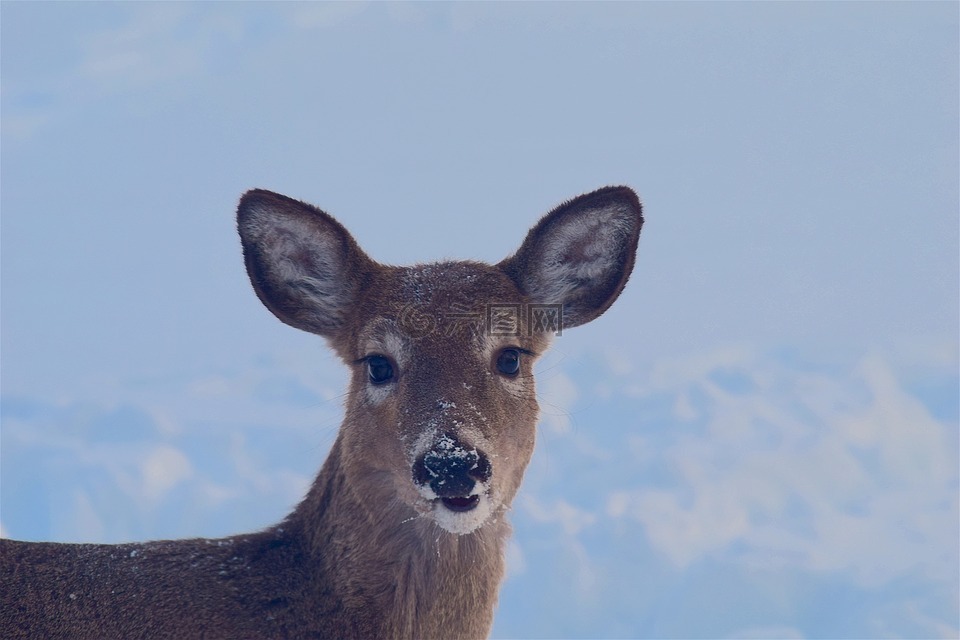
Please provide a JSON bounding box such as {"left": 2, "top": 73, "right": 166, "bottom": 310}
{"left": 413, "top": 433, "right": 491, "bottom": 499}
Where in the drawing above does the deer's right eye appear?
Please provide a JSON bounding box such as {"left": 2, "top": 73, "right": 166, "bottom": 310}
{"left": 366, "top": 355, "right": 394, "bottom": 384}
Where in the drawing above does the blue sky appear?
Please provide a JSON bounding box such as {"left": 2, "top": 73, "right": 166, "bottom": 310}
{"left": 1, "top": 3, "right": 957, "bottom": 638}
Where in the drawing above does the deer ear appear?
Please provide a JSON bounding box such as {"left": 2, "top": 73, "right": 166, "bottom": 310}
{"left": 236, "top": 189, "right": 373, "bottom": 338}
{"left": 498, "top": 186, "right": 643, "bottom": 330}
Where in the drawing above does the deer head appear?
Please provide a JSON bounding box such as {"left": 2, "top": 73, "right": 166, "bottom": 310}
{"left": 236, "top": 187, "right": 642, "bottom": 536}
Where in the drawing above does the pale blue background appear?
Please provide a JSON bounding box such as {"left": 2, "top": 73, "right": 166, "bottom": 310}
{"left": 2, "top": 3, "right": 957, "bottom": 638}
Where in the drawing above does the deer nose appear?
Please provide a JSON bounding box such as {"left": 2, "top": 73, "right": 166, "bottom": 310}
{"left": 412, "top": 433, "right": 491, "bottom": 507}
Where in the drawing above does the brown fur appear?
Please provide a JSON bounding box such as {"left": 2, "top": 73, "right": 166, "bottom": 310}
{"left": 0, "top": 187, "right": 642, "bottom": 639}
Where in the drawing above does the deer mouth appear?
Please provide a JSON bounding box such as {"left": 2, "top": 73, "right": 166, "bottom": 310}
{"left": 427, "top": 490, "right": 493, "bottom": 535}
{"left": 413, "top": 483, "right": 493, "bottom": 534}
{"left": 441, "top": 495, "right": 480, "bottom": 512}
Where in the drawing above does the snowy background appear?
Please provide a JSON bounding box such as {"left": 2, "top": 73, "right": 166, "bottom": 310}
{"left": 2, "top": 4, "right": 957, "bottom": 638}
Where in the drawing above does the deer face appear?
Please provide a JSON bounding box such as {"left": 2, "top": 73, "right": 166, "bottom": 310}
{"left": 336, "top": 263, "right": 553, "bottom": 534}
{"left": 237, "top": 188, "right": 642, "bottom": 536}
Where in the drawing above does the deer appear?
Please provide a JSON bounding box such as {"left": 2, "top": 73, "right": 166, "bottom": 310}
{"left": 0, "top": 186, "right": 643, "bottom": 639}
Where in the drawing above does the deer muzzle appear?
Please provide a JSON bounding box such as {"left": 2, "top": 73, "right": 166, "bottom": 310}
{"left": 412, "top": 433, "right": 492, "bottom": 512}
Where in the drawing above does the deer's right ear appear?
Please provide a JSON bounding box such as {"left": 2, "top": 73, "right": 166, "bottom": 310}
{"left": 237, "top": 189, "right": 372, "bottom": 338}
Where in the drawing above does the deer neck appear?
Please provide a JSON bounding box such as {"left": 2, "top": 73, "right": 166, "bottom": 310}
{"left": 290, "top": 436, "right": 509, "bottom": 639}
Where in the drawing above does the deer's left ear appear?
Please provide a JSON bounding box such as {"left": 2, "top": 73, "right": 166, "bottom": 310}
{"left": 498, "top": 186, "right": 643, "bottom": 330}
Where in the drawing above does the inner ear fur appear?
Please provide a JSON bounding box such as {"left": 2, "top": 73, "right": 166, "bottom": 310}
{"left": 236, "top": 189, "right": 374, "bottom": 338}
{"left": 498, "top": 186, "right": 643, "bottom": 330}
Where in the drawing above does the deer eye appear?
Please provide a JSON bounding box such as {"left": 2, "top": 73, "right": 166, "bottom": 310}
{"left": 495, "top": 348, "right": 521, "bottom": 376}
{"left": 366, "top": 355, "right": 394, "bottom": 384}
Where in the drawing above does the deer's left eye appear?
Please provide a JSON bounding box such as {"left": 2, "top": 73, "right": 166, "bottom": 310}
{"left": 366, "top": 355, "right": 394, "bottom": 384}
{"left": 495, "top": 349, "right": 521, "bottom": 376}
